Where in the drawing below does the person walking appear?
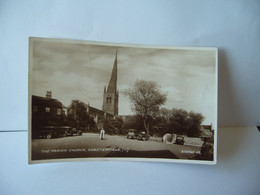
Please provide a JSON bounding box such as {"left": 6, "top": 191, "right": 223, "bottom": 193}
{"left": 100, "top": 128, "right": 105, "bottom": 140}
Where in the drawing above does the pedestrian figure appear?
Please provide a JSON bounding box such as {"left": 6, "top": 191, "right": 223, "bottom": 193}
{"left": 100, "top": 128, "right": 105, "bottom": 140}
{"left": 200, "top": 138, "right": 213, "bottom": 160}
{"left": 162, "top": 134, "right": 167, "bottom": 143}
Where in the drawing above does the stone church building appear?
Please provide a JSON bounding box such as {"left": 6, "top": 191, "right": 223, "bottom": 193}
{"left": 87, "top": 52, "right": 119, "bottom": 128}
{"left": 32, "top": 52, "right": 120, "bottom": 131}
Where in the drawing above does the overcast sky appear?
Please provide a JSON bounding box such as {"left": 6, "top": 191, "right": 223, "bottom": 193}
{"left": 31, "top": 38, "right": 217, "bottom": 129}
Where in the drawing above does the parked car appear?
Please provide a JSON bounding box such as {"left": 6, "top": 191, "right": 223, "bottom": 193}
{"left": 136, "top": 131, "right": 149, "bottom": 141}
{"left": 127, "top": 129, "right": 137, "bottom": 139}
{"left": 37, "top": 126, "right": 71, "bottom": 139}
{"left": 174, "top": 135, "right": 184, "bottom": 145}
{"left": 67, "top": 127, "right": 83, "bottom": 136}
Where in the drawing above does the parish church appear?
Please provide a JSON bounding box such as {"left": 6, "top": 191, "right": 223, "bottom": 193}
{"left": 32, "top": 52, "right": 120, "bottom": 131}
{"left": 102, "top": 52, "right": 119, "bottom": 116}
{"left": 85, "top": 52, "right": 119, "bottom": 128}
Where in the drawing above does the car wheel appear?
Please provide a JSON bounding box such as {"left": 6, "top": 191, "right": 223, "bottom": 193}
{"left": 46, "top": 133, "right": 52, "bottom": 139}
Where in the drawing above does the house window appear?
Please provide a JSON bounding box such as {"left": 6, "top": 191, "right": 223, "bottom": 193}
{"left": 33, "top": 106, "right": 38, "bottom": 112}
{"left": 57, "top": 108, "right": 62, "bottom": 115}
{"left": 45, "top": 107, "right": 50, "bottom": 112}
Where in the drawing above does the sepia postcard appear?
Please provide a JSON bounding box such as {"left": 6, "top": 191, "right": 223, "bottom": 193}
{"left": 28, "top": 37, "right": 218, "bottom": 165}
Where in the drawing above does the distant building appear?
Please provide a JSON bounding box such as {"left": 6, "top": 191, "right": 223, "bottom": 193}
{"left": 86, "top": 103, "right": 114, "bottom": 129}
{"left": 200, "top": 124, "right": 214, "bottom": 140}
{"left": 202, "top": 124, "right": 213, "bottom": 131}
{"left": 120, "top": 115, "right": 134, "bottom": 122}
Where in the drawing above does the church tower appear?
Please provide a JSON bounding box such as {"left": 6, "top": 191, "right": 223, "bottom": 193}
{"left": 102, "top": 52, "right": 119, "bottom": 116}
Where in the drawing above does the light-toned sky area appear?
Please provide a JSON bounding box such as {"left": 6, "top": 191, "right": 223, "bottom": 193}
{"left": 31, "top": 39, "right": 217, "bottom": 129}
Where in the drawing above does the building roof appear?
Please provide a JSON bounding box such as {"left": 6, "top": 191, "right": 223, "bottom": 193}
{"left": 32, "top": 95, "right": 65, "bottom": 108}
{"left": 88, "top": 105, "right": 114, "bottom": 118}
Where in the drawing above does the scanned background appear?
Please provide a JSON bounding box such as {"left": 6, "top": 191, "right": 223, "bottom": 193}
{"left": 0, "top": 1, "right": 259, "bottom": 195}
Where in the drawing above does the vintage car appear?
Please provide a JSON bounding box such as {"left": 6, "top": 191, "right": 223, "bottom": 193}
{"left": 33, "top": 126, "right": 83, "bottom": 139}
{"left": 127, "top": 129, "right": 137, "bottom": 139}
{"left": 174, "top": 135, "right": 184, "bottom": 145}
{"left": 136, "top": 131, "right": 149, "bottom": 141}
{"left": 66, "top": 127, "right": 83, "bottom": 136}
{"left": 38, "top": 126, "right": 71, "bottom": 139}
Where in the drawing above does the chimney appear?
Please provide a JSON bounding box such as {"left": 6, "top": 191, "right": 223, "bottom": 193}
{"left": 46, "top": 91, "right": 52, "bottom": 99}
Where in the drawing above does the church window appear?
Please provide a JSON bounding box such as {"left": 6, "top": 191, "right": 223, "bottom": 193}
{"left": 106, "top": 97, "right": 112, "bottom": 103}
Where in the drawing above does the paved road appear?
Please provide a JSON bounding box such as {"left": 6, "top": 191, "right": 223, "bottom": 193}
{"left": 31, "top": 133, "right": 201, "bottom": 161}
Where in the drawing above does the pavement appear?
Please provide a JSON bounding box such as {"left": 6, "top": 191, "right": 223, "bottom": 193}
{"left": 31, "top": 133, "right": 202, "bottom": 161}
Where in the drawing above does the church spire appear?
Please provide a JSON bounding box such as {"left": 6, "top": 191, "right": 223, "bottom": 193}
{"left": 102, "top": 51, "right": 119, "bottom": 116}
{"left": 107, "top": 51, "right": 117, "bottom": 93}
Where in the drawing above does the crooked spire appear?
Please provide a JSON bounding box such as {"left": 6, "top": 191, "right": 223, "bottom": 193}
{"left": 107, "top": 51, "right": 117, "bottom": 93}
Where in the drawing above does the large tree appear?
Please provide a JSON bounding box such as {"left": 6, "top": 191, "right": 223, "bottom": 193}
{"left": 123, "top": 80, "right": 167, "bottom": 136}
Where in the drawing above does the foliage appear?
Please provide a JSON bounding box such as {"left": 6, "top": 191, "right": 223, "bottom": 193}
{"left": 123, "top": 80, "right": 167, "bottom": 135}
{"left": 121, "top": 115, "right": 136, "bottom": 131}
{"left": 164, "top": 108, "right": 204, "bottom": 137}
{"left": 150, "top": 115, "right": 169, "bottom": 136}
{"left": 187, "top": 111, "right": 204, "bottom": 137}
{"left": 67, "top": 100, "right": 96, "bottom": 132}
{"left": 169, "top": 109, "right": 190, "bottom": 135}
{"left": 103, "top": 117, "right": 124, "bottom": 135}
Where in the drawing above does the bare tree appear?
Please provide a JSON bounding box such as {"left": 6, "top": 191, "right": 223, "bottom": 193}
{"left": 123, "top": 80, "right": 167, "bottom": 136}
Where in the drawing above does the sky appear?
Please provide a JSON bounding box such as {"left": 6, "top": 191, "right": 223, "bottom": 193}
{"left": 31, "top": 38, "right": 217, "bottom": 129}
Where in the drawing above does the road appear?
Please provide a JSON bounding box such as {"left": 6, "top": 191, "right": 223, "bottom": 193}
{"left": 31, "top": 133, "right": 202, "bottom": 161}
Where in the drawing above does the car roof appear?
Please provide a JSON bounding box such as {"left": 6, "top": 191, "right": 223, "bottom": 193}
{"left": 128, "top": 129, "right": 137, "bottom": 132}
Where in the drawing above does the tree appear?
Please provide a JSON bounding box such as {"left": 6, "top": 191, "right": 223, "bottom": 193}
{"left": 187, "top": 111, "right": 204, "bottom": 137}
{"left": 123, "top": 80, "right": 167, "bottom": 136}
{"left": 121, "top": 115, "right": 145, "bottom": 134}
{"left": 67, "top": 100, "right": 96, "bottom": 131}
{"left": 169, "top": 109, "right": 189, "bottom": 135}
{"left": 167, "top": 108, "right": 204, "bottom": 137}
{"left": 103, "top": 117, "right": 124, "bottom": 135}
{"left": 150, "top": 115, "right": 169, "bottom": 136}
